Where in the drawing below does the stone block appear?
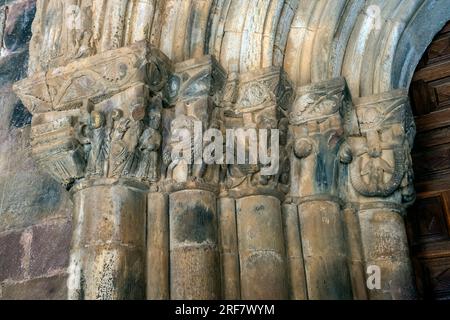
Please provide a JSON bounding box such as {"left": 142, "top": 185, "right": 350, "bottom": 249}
{"left": 29, "top": 221, "right": 71, "bottom": 278}
{"left": 0, "top": 229, "right": 24, "bottom": 282}
{"left": 0, "top": 274, "right": 67, "bottom": 300}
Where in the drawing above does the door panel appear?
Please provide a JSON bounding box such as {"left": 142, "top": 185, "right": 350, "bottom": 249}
{"left": 407, "top": 21, "right": 450, "bottom": 300}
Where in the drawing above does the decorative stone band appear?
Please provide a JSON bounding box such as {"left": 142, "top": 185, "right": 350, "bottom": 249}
{"left": 14, "top": 40, "right": 172, "bottom": 114}
{"left": 342, "top": 89, "right": 416, "bottom": 203}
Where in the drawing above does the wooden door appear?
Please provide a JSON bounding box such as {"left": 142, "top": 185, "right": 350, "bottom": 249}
{"left": 406, "top": 21, "right": 450, "bottom": 300}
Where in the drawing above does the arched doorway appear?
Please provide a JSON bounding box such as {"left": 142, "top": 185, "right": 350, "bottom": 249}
{"left": 407, "top": 21, "right": 450, "bottom": 300}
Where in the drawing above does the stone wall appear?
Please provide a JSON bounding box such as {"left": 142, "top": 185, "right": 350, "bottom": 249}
{"left": 0, "top": 0, "right": 71, "bottom": 300}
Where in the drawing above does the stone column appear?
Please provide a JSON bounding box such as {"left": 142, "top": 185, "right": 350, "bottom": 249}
{"left": 162, "top": 56, "right": 226, "bottom": 300}
{"left": 14, "top": 42, "right": 172, "bottom": 300}
{"left": 147, "top": 192, "right": 169, "bottom": 300}
{"left": 218, "top": 197, "right": 241, "bottom": 300}
{"left": 68, "top": 179, "right": 147, "bottom": 299}
{"left": 221, "top": 67, "right": 293, "bottom": 300}
{"left": 288, "top": 78, "right": 352, "bottom": 299}
{"left": 282, "top": 203, "right": 308, "bottom": 300}
{"left": 341, "top": 89, "right": 417, "bottom": 300}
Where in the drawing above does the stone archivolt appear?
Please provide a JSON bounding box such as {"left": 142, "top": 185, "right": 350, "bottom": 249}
{"left": 12, "top": 1, "right": 421, "bottom": 300}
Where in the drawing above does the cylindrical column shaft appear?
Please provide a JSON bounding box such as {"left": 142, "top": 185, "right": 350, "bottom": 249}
{"left": 169, "top": 189, "right": 221, "bottom": 300}
{"left": 343, "top": 207, "right": 368, "bottom": 300}
{"left": 218, "top": 197, "right": 241, "bottom": 300}
{"left": 68, "top": 181, "right": 147, "bottom": 300}
{"left": 298, "top": 200, "right": 352, "bottom": 300}
{"left": 282, "top": 203, "right": 308, "bottom": 300}
{"left": 147, "top": 192, "right": 169, "bottom": 300}
{"left": 358, "top": 207, "right": 416, "bottom": 300}
{"left": 236, "top": 195, "right": 288, "bottom": 300}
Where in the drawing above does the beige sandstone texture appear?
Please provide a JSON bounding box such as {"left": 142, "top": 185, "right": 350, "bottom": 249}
{"left": 1, "top": 0, "right": 449, "bottom": 300}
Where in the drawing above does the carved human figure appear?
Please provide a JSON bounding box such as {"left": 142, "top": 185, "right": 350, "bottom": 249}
{"left": 108, "top": 108, "right": 144, "bottom": 178}
{"left": 136, "top": 101, "right": 162, "bottom": 182}
{"left": 86, "top": 110, "right": 108, "bottom": 177}
{"left": 163, "top": 102, "right": 199, "bottom": 181}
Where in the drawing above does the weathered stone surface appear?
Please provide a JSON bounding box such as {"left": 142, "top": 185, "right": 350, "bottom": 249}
{"left": 282, "top": 203, "right": 307, "bottom": 300}
{"left": 288, "top": 78, "right": 352, "bottom": 299}
{"left": 147, "top": 192, "right": 169, "bottom": 300}
{"left": 169, "top": 189, "right": 221, "bottom": 300}
{"left": 236, "top": 196, "right": 288, "bottom": 300}
{"left": 218, "top": 197, "right": 240, "bottom": 300}
{"left": 2, "top": 0, "right": 35, "bottom": 53}
{"left": 0, "top": 124, "right": 71, "bottom": 233}
{"left": 0, "top": 230, "right": 24, "bottom": 282}
{"left": 0, "top": 49, "right": 29, "bottom": 87}
{"left": 68, "top": 181, "right": 147, "bottom": 300}
{"left": 340, "top": 89, "right": 417, "bottom": 300}
{"left": 29, "top": 221, "right": 71, "bottom": 278}
{"left": 0, "top": 274, "right": 67, "bottom": 300}
{"left": 358, "top": 208, "right": 416, "bottom": 300}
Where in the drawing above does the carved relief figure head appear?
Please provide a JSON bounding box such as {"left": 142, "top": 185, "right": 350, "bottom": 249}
{"left": 89, "top": 110, "right": 105, "bottom": 129}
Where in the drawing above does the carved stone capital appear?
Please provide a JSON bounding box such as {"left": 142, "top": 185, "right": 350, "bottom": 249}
{"left": 288, "top": 78, "right": 347, "bottom": 200}
{"left": 341, "top": 89, "right": 416, "bottom": 207}
{"left": 161, "top": 55, "right": 226, "bottom": 191}
{"left": 166, "top": 55, "right": 226, "bottom": 105}
{"left": 14, "top": 41, "right": 172, "bottom": 114}
{"left": 14, "top": 42, "right": 170, "bottom": 188}
{"left": 221, "top": 67, "right": 293, "bottom": 199}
